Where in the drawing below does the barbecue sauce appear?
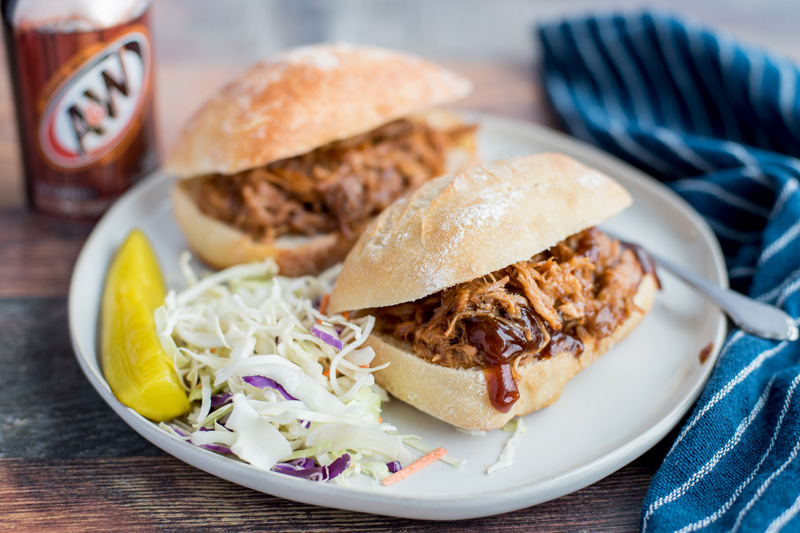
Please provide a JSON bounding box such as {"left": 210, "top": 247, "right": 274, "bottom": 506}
{"left": 461, "top": 306, "right": 589, "bottom": 412}
{"left": 462, "top": 309, "right": 552, "bottom": 412}
{"left": 462, "top": 315, "right": 536, "bottom": 413}
{"left": 483, "top": 364, "right": 518, "bottom": 413}
{"left": 699, "top": 342, "right": 714, "bottom": 364}
{"left": 618, "top": 239, "right": 661, "bottom": 289}
{"left": 540, "top": 332, "right": 584, "bottom": 358}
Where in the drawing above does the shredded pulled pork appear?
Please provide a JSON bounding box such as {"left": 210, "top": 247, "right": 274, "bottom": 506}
{"left": 197, "top": 119, "right": 475, "bottom": 241}
{"left": 375, "top": 227, "right": 645, "bottom": 370}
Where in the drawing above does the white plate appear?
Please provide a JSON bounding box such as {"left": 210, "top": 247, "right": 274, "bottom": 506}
{"left": 69, "top": 112, "right": 727, "bottom": 521}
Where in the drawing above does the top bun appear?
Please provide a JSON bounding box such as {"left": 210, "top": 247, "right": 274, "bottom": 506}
{"left": 165, "top": 43, "right": 472, "bottom": 178}
{"left": 329, "top": 153, "right": 633, "bottom": 313}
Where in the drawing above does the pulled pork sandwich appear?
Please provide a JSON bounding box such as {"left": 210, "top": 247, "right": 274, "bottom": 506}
{"left": 328, "top": 153, "right": 658, "bottom": 430}
{"left": 166, "top": 44, "right": 476, "bottom": 276}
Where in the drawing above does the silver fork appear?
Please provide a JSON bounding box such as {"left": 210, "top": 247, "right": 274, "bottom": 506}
{"left": 620, "top": 239, "right": 798, "bottom": 342}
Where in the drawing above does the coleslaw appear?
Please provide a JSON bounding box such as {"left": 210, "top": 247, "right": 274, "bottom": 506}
{"left": 154, "top": 255, "right": 421, "bottom": 484}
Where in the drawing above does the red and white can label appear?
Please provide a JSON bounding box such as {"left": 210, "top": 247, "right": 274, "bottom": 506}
{"left": 37, "top": 30, "right": 151, "bottom": 170}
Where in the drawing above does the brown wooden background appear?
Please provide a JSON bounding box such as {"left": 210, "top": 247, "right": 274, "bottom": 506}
{"left": 2, "top": 1, "right": 799, "bottom": 530}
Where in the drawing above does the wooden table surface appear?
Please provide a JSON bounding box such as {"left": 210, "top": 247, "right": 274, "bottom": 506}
{"left": 2, "top": 1, "right": 799, "bottom": 530}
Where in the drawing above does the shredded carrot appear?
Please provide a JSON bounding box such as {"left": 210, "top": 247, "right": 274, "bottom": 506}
{"left": 358, "top": 364, "right": 369, "bottom": 369}
{"left": 379, "top": 417, "right": 383, "bottom": 423}
{"left": 322, "top": 370, "right": 330, "bottom": 378}
{"left": 342, "top": 310, "right": 350, "bottom": 320}
{"left": 382, "top": 447, "right": 447, "bottom": 486}
{"left": 318, "top": 293, "right": 330, "bottom": 315}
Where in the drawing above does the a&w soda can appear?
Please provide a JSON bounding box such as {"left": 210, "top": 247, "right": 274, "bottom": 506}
{"left": 2, "top": 0, "right": 159, "bottom": 218}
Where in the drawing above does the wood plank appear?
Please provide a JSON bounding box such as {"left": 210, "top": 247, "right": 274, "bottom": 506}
{"left": 0, "top": 210, "right": 90, "bottom": 298}
{"left": 0, "top": 455, "right": 656, "bottom": 530}
{"left": 0, "top": 297, "right": 164, "bottom": 458}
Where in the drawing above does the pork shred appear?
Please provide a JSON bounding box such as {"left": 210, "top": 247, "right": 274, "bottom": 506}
{"left": 375, "top": 227, "right": 645, "bottom": 370}
{"left": 196, "top": 119, "right": 475, "bottom": 241}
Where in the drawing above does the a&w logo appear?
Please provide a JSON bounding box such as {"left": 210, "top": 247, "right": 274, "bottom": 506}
{"left": 38, "top": 31, "right": 151, "bottom": 169}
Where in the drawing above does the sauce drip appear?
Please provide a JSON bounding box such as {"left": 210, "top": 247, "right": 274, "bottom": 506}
{"left": 462, "top": 310, "right": 543, "bottom": 412}
{"left": 462, "top": 309, "right": 588, "bottom": 412}
{"left": 483, "top": 364, "right": 518, "bottom": 413}
{"left": 699, "top": 342, "right": 714, "bottom": 364}
{"left": 618, "top": 239, "right": 662, "bottom": 289}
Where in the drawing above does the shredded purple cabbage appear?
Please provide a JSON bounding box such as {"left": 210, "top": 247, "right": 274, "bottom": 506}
{"left": 170, "top": 426, "right": 190, "bottom": 438}
{"left": 171, "top": 426, "right": 232, "bottom": 455}
{"left": 310, "top": 325, "right": 344, "bottom": 350}
{"left": 386, "top": 460, "right": 402, "bottom": 473}
{"left": 210, "top": 392, "right": 232, "bottom": 407}
{"left": 242, "top": 375, "right": 298, "bottom": 401}
{"left": 271, "top": 454, "right": 351, "bottom": 482}
{"left": 200, "top": 443, "right": 233, "bottom": 454}
{"left": 277, "top": 457, "right": 316, "bottom": 470}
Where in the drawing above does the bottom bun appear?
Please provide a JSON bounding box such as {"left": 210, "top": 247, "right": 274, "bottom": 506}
{"left": 367, "top": 274, "right": 658, "bottom": 430}
{"left": 172, "top": 179, "right": 355, "bottom": 277}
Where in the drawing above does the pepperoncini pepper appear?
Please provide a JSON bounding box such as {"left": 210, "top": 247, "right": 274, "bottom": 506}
{"left": 101, "top": 229, "right": 190, "bottom": 421}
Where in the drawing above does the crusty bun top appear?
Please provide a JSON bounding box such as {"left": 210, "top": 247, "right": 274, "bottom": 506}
{"left": 329, "top": 153, "right": 633, "bottom": 313}
{"left": 165, "top": 43, "right": 472, "bottom": 178}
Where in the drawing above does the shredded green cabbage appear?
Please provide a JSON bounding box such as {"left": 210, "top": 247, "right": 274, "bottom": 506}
{"left": 487, "top": 417, "right": 526, "bottom": 474}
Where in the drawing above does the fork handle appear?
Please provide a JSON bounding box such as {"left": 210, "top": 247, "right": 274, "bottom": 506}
{"left": 650, "top": 251, "right": 798, "bottom": 342}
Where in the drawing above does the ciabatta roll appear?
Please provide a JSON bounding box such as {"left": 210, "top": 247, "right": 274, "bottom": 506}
{"left": 166, "top": 44, "right": 477, "bottom": 276}
{"left": 329, "top": 153, "right": 658, "bottom": 430}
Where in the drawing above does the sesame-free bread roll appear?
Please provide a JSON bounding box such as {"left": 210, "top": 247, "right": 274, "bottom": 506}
{"left": 166, "top": 44, "right": 476, "bottom": 276}
{"left": 329, "top": 153, "right": 657, "bottom": 430}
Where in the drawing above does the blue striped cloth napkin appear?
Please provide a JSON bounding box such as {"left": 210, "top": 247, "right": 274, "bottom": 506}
{"left": 538, "top": 11, "right": 800, "bottom": 533}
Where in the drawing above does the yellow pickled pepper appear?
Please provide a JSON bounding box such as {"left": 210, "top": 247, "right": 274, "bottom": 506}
{"left": 102, "top": 229, "right": 190, "bottom": 421}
